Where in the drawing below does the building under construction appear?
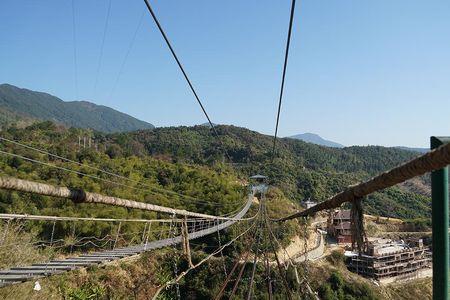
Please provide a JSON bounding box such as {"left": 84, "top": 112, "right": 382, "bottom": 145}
{"left": 346, "top": 238, "right": 431, "bottom": 283}
{"left": 328, "top": 209, "right": 352, "bottom": 244}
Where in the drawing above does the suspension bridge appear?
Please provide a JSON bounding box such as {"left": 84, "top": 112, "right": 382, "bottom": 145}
{"left": 0, "top": 139, "right": 448, "bottom": 297}
{"left": 0, "top": 189, "right": 254, "bottom": 287}
{"left": 0, "top": 0, "right": 449, "bottom": 299}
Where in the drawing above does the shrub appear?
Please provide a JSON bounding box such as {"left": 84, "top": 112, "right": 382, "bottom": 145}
{"left": 327, "top": 250, "right": 345, "bottom": 266}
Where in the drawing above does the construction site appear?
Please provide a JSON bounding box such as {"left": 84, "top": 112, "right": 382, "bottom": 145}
{"left": 345, "top": 238, "right": 431, "bottom": 283}
{"left": 327, "top": 209, "right": 432, "bottom": 284}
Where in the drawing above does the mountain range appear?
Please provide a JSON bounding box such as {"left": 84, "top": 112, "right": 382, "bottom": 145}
{"left": 105, "top": 124, "right": 431, "bottom": 220}
{"left": 394, "top": 146, "right": 428, "bottom": 153}
{"left": 288, "top": 132, "right": 345, "bottom": 148}
{"left": 0, "top": 84, "right": 428, "bottom": 153}
{"left": 288, "top": 132, "right": 428, "bottom": 153}
{"left": 0, "top": 84, "right": 154, "bottom": 133}
{"left": 0, "top": 83, "right": 433, "bottom": 220}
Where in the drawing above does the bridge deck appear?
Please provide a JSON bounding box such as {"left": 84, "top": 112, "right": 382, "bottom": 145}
{"left": 0, "top": 195, "right": 253, "bottom": 287}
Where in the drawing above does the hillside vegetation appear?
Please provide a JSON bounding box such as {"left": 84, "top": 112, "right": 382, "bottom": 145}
{"left": 0, "top": 122, "right": 432, "bottom": 221}
{"left": 108, "top": 125, "right": 431, "bottom": 220}
{"left": 0, "top": 122, "right": 253, "bottom": 264}
{"left": 0, "top": 121, "right": 435, "bottom": 299}
{"left": 0, "top": 236, "right": 432, "bottom": 300}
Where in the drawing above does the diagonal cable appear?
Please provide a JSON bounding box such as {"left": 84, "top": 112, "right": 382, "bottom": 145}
{"left": 0, "top": 137, "right": 236, "bottom": 207}
{"left": 108, "top": 11, "right": 145, "bottom": 100}
{"left": 71, "top": 0, "right": 79, "bottom": 99}
{"left": 142, "top": 0, "right": 231, "bottom": 162}
{"left": 272, "top": 0, "right": 297, "bottom": 160}
{"left": 93, "top": 0, "right": 112, "bottom": 96}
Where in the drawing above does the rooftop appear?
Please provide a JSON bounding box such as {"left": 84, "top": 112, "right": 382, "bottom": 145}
{"left": 374, "top": 243, "right": 408, "bottom": 255}
{"left": 333, "top": 209, "right": 351, "bottom": 219}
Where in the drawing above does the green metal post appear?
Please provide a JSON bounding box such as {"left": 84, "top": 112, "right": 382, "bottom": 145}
{"left": 431, "top": 136, "right": 450, "bottom": 300}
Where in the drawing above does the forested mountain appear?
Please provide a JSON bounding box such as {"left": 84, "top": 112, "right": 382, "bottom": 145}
{"left": 288, "top": 132, "right": 345, "bottom": 148}
{"left": 117, "top": 125, "right": 429, "bottom": 220}
{"left": 0, "top": 121, "right": 431, "bottom": 221}
{"left": 0, "top": 121, "right": 433, "bottom": 298}
{"left": 394, "top": 146, "right": 428, "bottom": 153}
{"left": 0, "top": 84, "right": 154, "bottom": 132}
{"left": 2, "top": 122, "right": 424, "bottom": 220}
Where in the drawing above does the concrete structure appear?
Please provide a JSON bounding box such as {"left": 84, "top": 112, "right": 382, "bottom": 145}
{"left": 328, "top": 209, "right": 352, "bottom": 244}
{"left": 345, "top": 238, "right": 431, "bottom": 283}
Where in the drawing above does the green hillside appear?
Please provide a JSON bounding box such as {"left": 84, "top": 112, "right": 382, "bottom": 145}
{"left": 0, "top": 121, "right": 431, "bottom": 220}
{"left": 0, "top": 121, "right": 301, "bottom": 263}
{"left": 105, "top": 125, "right": 430, "bottom": 220}
{"left": 0, "top": 121, "right": 434, "bottom": 299}
{"left": 0, "top": 84, "right": 154, "bottom": 132}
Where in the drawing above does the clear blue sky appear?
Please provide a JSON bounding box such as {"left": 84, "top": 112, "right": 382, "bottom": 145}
{"left": 1, "top": 1, "right": 449, "bottom": 147}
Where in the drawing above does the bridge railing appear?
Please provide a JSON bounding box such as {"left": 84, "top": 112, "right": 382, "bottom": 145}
{"left": 0, "top": 176, "right": 237, "bottom": 220}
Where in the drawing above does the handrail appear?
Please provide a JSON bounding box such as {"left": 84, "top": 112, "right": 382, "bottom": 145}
{"left": 0, "top": 176, "right": 236, "bottom": 220}
{"left": 277, "top": 142, "right": 450, "bottom": 221}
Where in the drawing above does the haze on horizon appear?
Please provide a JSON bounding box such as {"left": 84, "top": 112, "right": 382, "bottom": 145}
{"left": 1, "top": 1, "right": 449, "bottom": 148}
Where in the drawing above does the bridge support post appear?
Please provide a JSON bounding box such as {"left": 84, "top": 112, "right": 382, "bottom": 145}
{"left": 113, "top": 222, "right": 122, "bottom": 250}
{"left": 431, "top": 136, "right": 449, "bottom": 300}
{"left": 182, "top": 217, "right": 194, "bottom": 268}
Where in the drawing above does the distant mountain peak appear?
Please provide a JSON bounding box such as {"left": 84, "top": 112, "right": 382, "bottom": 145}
{"left": 0, "top": 84, "right": 154, "bottom": 133}
{"left": 394, "top": 146, "right": 428, "bottom": 153}
{"left": 288, "top": 132, "right": 344, "bottom": 148}
{"left": 199, "top": 122, "right": 218, "bottom": 128}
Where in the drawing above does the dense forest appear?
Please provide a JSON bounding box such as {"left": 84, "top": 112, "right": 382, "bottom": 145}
{"left": 0, "top": 121, "right": 432, "bottom": 221}
{"left": 0, "top": 121, "right": 435, "bottom": 299}
{"left": 108, "top": 124, "right": 431, "bottom": 220}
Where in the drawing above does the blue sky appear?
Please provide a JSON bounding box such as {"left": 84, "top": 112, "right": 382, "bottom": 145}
{"left": 1, "top": 1, "right": 449, "bottom": 147}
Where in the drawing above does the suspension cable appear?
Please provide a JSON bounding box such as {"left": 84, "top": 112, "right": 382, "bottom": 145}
{"left": 214, "top": 251, "right": 249, "bottom": 300}
{"left": 267, "top": 218, "right": 314, "bottom": 296}
{"left": 263, "top": 201, "right": 293, "bottom": 300}
{"left": 229, "top": 214, "right": 265, "bottom": 298}
{"left": 214, "top": 222, "right": 259, "bottom": 300}
{"left": 141, "top": 0, "right": 231, "bottom": 162}
{"left": 0, "top": 213, "right": 212, "bottom": 224}
{"left": 264, "top": 251, "right": 273, "bottom": 300}
{"left": 272, "top": 0, "right": 297, "bottom": 160}
{"left": 277, "top": 142, "right": 450, "bottom": 221}
{"left": 0, "top": 137, "right": 209, "bottom": 203}
{"left": 108, "top": 11, "right": 145, "bottom": 100}
{"left": 151, "top": 221, "right": 256, "bottom": 300}
{"left": 93, "top": 0, "right": 112, "bottom": 95}
{"left": 71, "top": 0, "right": 79, "bottom": 99}
{"left": 0, "top": 175, "right": 244, "bottom": 220}
{"left": 0, "top": 145, "right": 232, "bottom": 208}
{"left": 246, "top": 209, "right": 264, "bottom": 300}
{"left": 216, "top": 219, "right": 228, "bottom": 277}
